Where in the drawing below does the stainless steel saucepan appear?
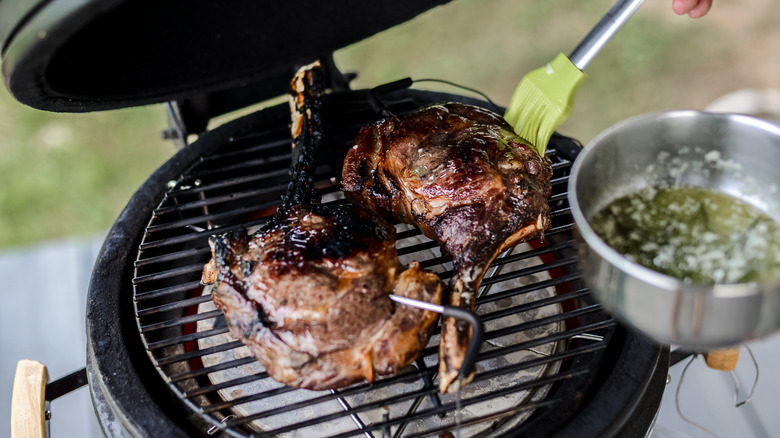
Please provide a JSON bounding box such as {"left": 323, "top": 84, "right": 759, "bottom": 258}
{"left": 569, "top": 110, "right": 780, "bottom": 348}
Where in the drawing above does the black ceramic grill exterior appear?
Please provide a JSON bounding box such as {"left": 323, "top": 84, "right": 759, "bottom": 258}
{"left": 126, "top": 89, "right": 643, "bottom": 437}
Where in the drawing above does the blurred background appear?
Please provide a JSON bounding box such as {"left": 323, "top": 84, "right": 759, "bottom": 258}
{"left": 1, "top": 0, "right": 778, "bottom": 436}
{"left": 2, "top": 0, "right": 779, "bottom": 248}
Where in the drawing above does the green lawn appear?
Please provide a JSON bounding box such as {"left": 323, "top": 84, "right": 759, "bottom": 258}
{"left": 0, "top": 0, "right": 776, "bottom": 248}
{"left": 0, "top": 90, "right": 172, "bottom": 247}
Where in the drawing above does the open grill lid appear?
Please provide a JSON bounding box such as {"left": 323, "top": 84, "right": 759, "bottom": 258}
{"left": 0, "top": 0, "right": 450, "bottom": 112}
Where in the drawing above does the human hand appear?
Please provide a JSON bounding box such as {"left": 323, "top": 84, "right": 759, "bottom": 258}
{"left": 672, "top": 0, "right": 713, "bottom": 18}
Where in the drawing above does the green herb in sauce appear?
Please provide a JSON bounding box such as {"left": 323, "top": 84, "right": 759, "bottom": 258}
{"left": 591, "top": 186, "right": 780, "bottom": 284}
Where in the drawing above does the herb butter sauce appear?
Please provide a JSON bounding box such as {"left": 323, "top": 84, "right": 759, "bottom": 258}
{"left": 590, "top": 186, "right": 780, "bottom": 284}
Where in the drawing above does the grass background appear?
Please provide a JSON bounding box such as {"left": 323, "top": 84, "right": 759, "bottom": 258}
{"left": 1, "top": 0, "right": 778, "bottom": 248}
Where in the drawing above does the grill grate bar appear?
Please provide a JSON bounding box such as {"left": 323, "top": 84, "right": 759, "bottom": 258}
{"left": 189, "top": 154, "right": 292, "bottom": 178}
{"left": 160, "top": 163, "right": 338, "bottom": 215}
{"left": 139, "top": 219, "right": 266, "bottom": 251}
{"left": 132, "top": 262, "right": 205, "bottom": 285}
{"left": 494, "top": 240, "right": 573, "bottom": 266}
{"left": 548, "top": 192, "right": 567, "bottom": 204}
{"left": 169, "top": 356, "right": 259, "bottom": 383}
{"left": 487, "top": 304, "right": 603, "bottom": 343}
{"left": 480, "top": 288, "right": 591, "bottom": 323}
{"left": 396, "top": 228, "right": 424, "bottom": 240}
{"left": 184, "top": 372, "right": 269, "bottom": 399}
{"left": 473, "top": 346, "right": 607, "bottom": 391}
{"left": 397, "top": 240, "right": 439, "bottom": 257}
{"left": 139, "top": 230, "right": 215, "bottom": 251}
{"left": 134, "top": 247, "right": 211, "bottom": 268}
{"left": 550, "top": 175, "right": 569, "bottom": 187}
{"left": 155, "top": 340, "right": 244, "bottom": 367}
{"left": 550, "top": 203, "right": 571, "bottom": 216}
{"left": 418, "top": 256, "right": 449, "bottom": 270}
{"left": 551, "top": 206, "right": 572, "bottom": 218}
{"left": 543, "top": 223, "right": 574, "bottom": 238}
{"left": 161, "top": 169, "right": 288, "bottom": 203}
{"left": 479, "top": 272, "right": 583, "bottom": 306}
{"left": 147, "top": 326, "right": 228, "bottom": 351}
{"left": 196, "top": 133, "right": 289, "bottom": 158}
{"left": 193, "top": 133, "right": 292, "bottom": 160}
{"left": 201, "top": 381, "right": 299, "bottom": 414}
{"left": 398, "top": 230, "right": 570, "bottom": 266}
{"left": 482, "top": 316, "right": 611, "bottom": 362}
{"left": 481, "top": 256, "right": 578, "bottom": 287}
{"left": 144, "top": 204, "right": 273, "bottom": 234}
{"left": 414, "top": 238, "right": 571, "bottom": 273}
{"left": 189, "top": 151, "right": 339, "bottom": 184}
{"left": 549, "top": 159, "right": 571, "bottom": 172}
{"left": 197, "top": 136, "right": 290, "bottom": 162}
{"left": 134, "top": 281, "right": 203, "bottom": 301}
{"left": 161, "top": 183, "right": 288, "bottom": 214}
{"left": 414, "top": 245, "right": 575, "bottom": 283}
{"left": 137, "top": 294, "right": 213, "bottom": 317}
{"left": 479, "top": 320, "right": 615, "bottom": 364}
{"left": 196, "top": 150, "right": 291, "bottom": 173}
{"left": 139, "top": 309, "right": 220, "bottom": 334}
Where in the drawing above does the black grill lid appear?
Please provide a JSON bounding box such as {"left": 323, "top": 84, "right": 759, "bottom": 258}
{"left": 0, "top": 0, "right": 450, "bottom": 112}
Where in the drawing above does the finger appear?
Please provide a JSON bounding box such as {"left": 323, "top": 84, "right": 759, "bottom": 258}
{"left": 672, "top": 0, "right": 699, "bottom": 15}
{"left": 687, "top": 0, "right": 713, "bottom": 18}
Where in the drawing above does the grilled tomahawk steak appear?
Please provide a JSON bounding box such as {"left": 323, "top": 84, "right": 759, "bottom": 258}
{"left": 205, "top": 204, "right": 442, "bottom": 390}
{"left": 342, "top": 102, "right": 553, "bottom": 392}
{"left": 201, "top": 61, "right": 443, "bottom": 390}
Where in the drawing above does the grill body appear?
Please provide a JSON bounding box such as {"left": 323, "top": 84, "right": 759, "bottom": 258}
{"left": 86, "top": 88, "right": 667, "bottom": 437}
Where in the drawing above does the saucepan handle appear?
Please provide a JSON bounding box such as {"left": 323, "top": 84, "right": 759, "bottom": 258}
{"left": 11, "top": 360, "right": 49, "bottom": 438}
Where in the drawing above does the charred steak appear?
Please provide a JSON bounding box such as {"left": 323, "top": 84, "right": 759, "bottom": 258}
{"left": 204, "top": 204, "right": 442, "bottom": 390}
{"left": 201, "top": 62, "right": 443, "bottom": 390}
{"left": 342, "top": 102, "right": 553, "bottom": 392}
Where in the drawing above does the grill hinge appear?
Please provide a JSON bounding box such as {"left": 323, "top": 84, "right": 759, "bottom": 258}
{"left": 162, "top": 101, "right": 190, "bottom": 150}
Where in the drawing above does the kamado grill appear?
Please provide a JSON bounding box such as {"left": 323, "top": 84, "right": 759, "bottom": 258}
{"left": 3, "top": 1, "right": 668, "bottom": 437}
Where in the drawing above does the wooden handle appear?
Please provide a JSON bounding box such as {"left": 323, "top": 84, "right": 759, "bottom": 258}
{"left": 705, "top": 347, "right": 741, "bottom": 372}
{"left": 11, "top": 360, "right": 49, "bottom": 438}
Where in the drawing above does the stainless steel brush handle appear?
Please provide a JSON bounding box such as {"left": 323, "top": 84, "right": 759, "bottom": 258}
{"left": 569, "top": 0, "right": 645, "bottom": 70}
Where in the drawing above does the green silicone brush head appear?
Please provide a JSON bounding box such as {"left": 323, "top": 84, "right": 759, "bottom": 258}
{"left": 504, "top": 53, "right": 587, "bottom": 155}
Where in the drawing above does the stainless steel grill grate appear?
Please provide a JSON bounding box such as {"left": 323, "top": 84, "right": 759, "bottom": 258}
{"left": 131, "top": 94, "right": 616, "bottom": 437}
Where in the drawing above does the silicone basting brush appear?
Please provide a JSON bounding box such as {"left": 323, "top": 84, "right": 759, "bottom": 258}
{"left": 504, "top": 0, "right": 645, "bottom": 154}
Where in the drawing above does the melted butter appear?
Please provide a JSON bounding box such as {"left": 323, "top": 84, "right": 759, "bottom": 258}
{"left": 591, "top": 186, "right": 780, "bottom": 284}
